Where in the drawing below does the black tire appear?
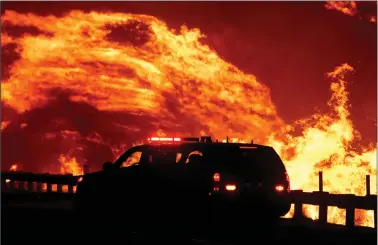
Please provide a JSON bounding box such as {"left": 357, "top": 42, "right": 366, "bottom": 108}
{"left": 275, "top": 201, "right": 292, "bottom": 217}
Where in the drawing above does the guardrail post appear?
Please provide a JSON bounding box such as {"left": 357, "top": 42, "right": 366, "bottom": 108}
{"left": 346, "top": 207, "right": 355, "bottom": 228}
{"left": 318, "top": 205, "right": 328, "bottom": 224}
{"left": 57, "top": 184, "right": 63, "bottom": 193}
{"left": 68, "top": 184, "right": 74, "bottom": 193}
{"left": 319, "top": 171, "right": 323, "bottom": 192}
{"left": 18, "top": 181, "right": 25, "bottom": 191}
{"left": 366, "top": 175, "right": 370, "bottom": 196}
{"left": 317, "top": 172, "right": 327, "bottom": 224}
{"left": 345, "top": 194, "right": 355, "bottom": 228}
{"left": 317, "top": 199, "right": 328, "bottom": 224}
{"left": 8, "top": 180, "right": 15, "bottom": 190}
{"left": 46, "top": 183, "right": 52, "bottom": 192}
{"left": 36, "top": 182, "right": 42, "bottom": 192}
{"left": 292, "top": 190, "right": 304, "bottom": 221}
{"left": 27, "top": 181, "right": 34, "bottom": 192}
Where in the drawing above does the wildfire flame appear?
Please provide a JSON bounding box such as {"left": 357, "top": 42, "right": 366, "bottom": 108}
{"left": 1, "top": 10, "right": 376, "bottom": 227}
{"left": 1, "top": 10, "right": 282, "bottom": 143}
{"left": 325, "top": 1, "right": 358, "bottom": 17}
{"left": 58, "top": 154, "right": 83, "bottom": 176}
{"left": 1, "top": 121, "right": 11, "bottom": 131}
{"left": 325, "top": 1, "right": 377, "bottom": 23}
{"left": 9, "top": 164, "right": 18, "bottom": 171}
{"left": 267, "top": 64, "right": 376, "bottom": 226}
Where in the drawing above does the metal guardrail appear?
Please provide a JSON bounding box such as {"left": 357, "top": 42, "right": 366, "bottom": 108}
{"left": 288, "top": 172, "right": 377, "bottom": 228}
{"left": 2, "top": 171, "right": 80, "bottom": 194}
{"left": 288, "top": 190, "right": 377, "bottom": 228}
{"left": 1, "top": 171, "right": 376, "bottom": 228}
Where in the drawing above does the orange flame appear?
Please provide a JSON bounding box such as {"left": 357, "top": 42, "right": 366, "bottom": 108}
{"left": 58, "top": 154, "right": 83, "bottom": 176}
{"left": 325, "top": 1, "right": 377, "bottom": 23}
{"left": 9, "top": 164, "right": 18, "bottom": 171}
{"left": 325, "top": 1, "right": 358, "bottom": 16}
{"left": 1, "top": 10, "right": 283, "bottom": 143}
{"left": 1, "top": 121, "right": 10, "bottom": 131}
{"left": 268, "top": 64, "right": 376, "bottom": 226}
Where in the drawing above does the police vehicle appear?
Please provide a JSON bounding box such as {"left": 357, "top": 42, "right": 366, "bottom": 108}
{"left": 74, "top": 136, "right": 291, "bottom": 226}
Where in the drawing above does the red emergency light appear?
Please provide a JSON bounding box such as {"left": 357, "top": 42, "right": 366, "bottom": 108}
{"left": 148, "top": 137, "right": 181, "bottom": 142}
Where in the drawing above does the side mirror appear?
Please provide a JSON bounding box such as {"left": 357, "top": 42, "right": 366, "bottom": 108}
{"left": 102, "top": 161, "right": 114, "bottom": 171}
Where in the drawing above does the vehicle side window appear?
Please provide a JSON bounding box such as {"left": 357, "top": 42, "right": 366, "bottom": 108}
{"left": 176, "top": 153, "right": 182, "bottom": 163}
{"left": 185, "top": 150, "right": 203, "bottom": 164}
{"left": 147, "top": 152, "right": 182, "bottom": 164}
{"left": 121, "top": 151, "right": 142, "bottom": 168}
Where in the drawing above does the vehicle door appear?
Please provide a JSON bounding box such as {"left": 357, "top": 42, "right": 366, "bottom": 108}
{"left": 111, "top": 146, "right": 149, "bottom": 205}
{"left": 179, "top": 148, "right": 214, "bottom": 196}
{"left": 140, "top": 145, "right": 187, "bottom": 203}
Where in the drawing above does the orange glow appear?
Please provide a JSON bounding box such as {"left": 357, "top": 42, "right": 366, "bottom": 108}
{"left": 58, "top": 154, "right": 83, "bottom": 176}
{"left": 325, "top": 1, "right": 357, "bottom": 17}
{"left": 324, "top": 1, "right": 377, "bottom": 23}
{"left": 9, "top": 164, "right": 18, "bottom": 171}
{"left": 1, "top": 121, "right": 10, "bottom": 131}
{"left": 225, "top": 184, "right": 236, "bottom": 191}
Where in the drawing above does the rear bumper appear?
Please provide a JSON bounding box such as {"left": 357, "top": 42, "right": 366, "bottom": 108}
{"left": 209, "top": 192, "right": 291, "bottom": 217}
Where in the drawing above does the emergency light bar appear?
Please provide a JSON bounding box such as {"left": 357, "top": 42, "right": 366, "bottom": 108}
{"left": 147, "top": 137, "right": 201, "bottom": 143}
{"left": 148, "top": 137, "right": 181, "bottom": 142}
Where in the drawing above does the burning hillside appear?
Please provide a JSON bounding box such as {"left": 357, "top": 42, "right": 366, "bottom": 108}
{"left": 1, "top": 9, "right": 376, "bottom": 227}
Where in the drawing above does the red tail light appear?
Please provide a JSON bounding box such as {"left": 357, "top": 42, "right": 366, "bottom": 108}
{"left": 213, "top": 173, "right": 220, "bottom": 182}
{"left": 275, "top": 184, "right": 285, "bottom": 192}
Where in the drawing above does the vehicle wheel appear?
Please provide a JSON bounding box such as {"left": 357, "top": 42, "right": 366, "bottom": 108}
{"left": 74, "top": 196, "right": 110, "bottom": 226}
{"left": 275, "top": 201, "right": 292, "bottom": 217}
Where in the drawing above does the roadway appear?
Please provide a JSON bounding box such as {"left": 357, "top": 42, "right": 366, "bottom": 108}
{"left": 2, "top": 200, "right": 377, "bottom": 245}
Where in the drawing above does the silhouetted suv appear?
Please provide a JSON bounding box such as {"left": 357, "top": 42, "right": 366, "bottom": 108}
{"left": 74, "top": 136, "right": 291, "bottom": 228}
